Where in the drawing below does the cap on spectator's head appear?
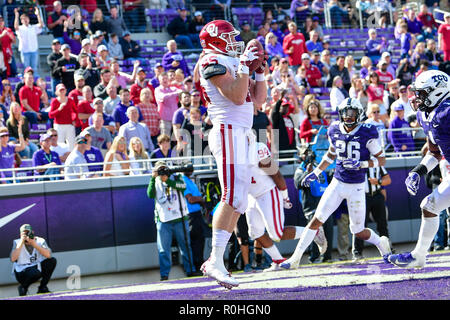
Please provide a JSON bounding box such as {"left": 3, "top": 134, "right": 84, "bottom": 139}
{"left": 445, "top": 12, "right": 450, "bottom": 18}
{"left": 381, "top": 51, "right": 391, "bottom": 58}
{"left": 94, "top": 30, "right": 103, "bottom": 38}
{"left": 98, "top": 45, "right": 108, "bottom": 52}
{"left": 399, "top": 85, "right": 407, "bottom": 92}
{"left": 75, "top": 135, "right": 88, "bottom": 144}
{"left": 323, "top": 38, "right": 330, "bottom": 44}
{"left": 280, "top": 57, "right": 288, "bottom": 63}
{"left": 270, "top": 19, "right": 278, "bottom": 25}
{"left": 154, "top": 62, "right": 163, "bottom": 69}
{"left": 137, "top": 67, "right": 146, "bottom": 74}
{"left": 74, "top": 73, "right": 85, "bottom": 81}
{"left": 312, "top": 50, "right": 320, "bottom": 56}
{"left": 312, "top": 16, "right": 319, "bottom": 21}
{"left": 242, "top": 20, "right": 250, "bottom": 26}
{"left": 82, "top": 38, "right": 90, "bottom": 46}
{"left": 0, "top": 130, "right": 9, "bottom": 137}
{"left": 123, "top": 31, "right": 131, "bottom": 37}
{"left": 24, "top": 66, "right": 34, "bottom": 74}
{"left": 393, "top": 104, "right": 404, "bottom": 111}
{"left": 194, "top": 11, "right": 202, "bottom": 17}
{"left": 61, "top": 43, "right": 71, "bottom": 51}
{"left": 153, "top": 161, "right": 167, "bottom": 172}
{"left": 93, "top": 97, "right": 103, "bottom": 105}
{"left": 179, "top": 7, "right": 187, "bottom": 11}
{"left": 80, "top": 130, "right": 91, "bottom": 137}
{"left": 0, "top": 15, "right": 3, "bottom": 20}
{"left": 40, "top": 133, "right": 52, "bottom": 143}
{"left": 20, "top": 224, "right": 32, "bottom": 234}
{"left": 301, "top": 53, "right": 310, "bottom": 60}
{"left": 52, "top": 38, "right": 61, "bottom": 45}
{"left": 55, "top": 83, "right": 66, "bottom": 92}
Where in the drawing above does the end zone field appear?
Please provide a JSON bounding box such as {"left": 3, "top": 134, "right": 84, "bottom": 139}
{"left": 9, "top": 251, "right": 450, "bottom": 300}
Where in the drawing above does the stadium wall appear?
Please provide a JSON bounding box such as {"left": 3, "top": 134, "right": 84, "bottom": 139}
{"left": 0, "top": 157, "right": 426, "bottom": 285}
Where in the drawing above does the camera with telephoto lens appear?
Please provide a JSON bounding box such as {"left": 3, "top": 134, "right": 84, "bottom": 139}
{"left": 24, "top": 230, "right": 34, "bottom": 240}
{"left": 157, "top": 164, "right": 194, "bottom": 177}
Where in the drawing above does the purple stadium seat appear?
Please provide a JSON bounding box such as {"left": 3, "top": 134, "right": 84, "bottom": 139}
{"left": 146, "top": 9, "right": 166, "bottom": 31}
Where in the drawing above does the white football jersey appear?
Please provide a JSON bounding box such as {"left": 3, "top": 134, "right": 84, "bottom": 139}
{"left": 199, "top": 53, "right": 253, "bottom": 129}
{"left": 248, "top": 142, "right": 276, "bottom": 198}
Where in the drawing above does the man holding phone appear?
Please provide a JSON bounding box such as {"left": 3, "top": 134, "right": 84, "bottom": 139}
{"left": 10, "top": 224, "right": 57, "bottom": 296}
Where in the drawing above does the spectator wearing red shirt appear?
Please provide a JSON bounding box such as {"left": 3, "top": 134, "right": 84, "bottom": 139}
{"left": 438, "top": 13, "right": 450, "bottom": 61}
{"left": 19, "top": 72, "right": 49, "bottom": 125}
{"left": 80, "top": 0, "right": 97, "bottom": 14}
{"left": 68, "top": 74, "right": 86, "bottom": 107}
{"left": 282, "top": 21, "right": 308, "bottom": 71}
{"left": 301, "top": 53, "right": 322, "bottom": 87}
{"left": 0, "top": 15, "right": 15, "bottom": 78}
{"left": 49, "top": 83, "right": 76, "bottom": 150}
{"left": 375, "top": 61, "right": 394, "bottom": 88}
{"left": 299, "top": 99, "right": 328, "bottom": 144}
{"left": 77, "top": 86, "right": 95, "bottom": 132}
{"left": 130, "top": 67, "right": 155, "bottom": 106}
{"left": 366, "top": 71, "right": 387, "bottom": 119}
{"left": 417, "top": 4, "right": 438, "bottom": 29}
{"left": 138, "top": 87, "right": 161, "bottom": 147}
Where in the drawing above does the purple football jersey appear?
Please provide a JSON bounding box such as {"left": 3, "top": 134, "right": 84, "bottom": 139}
{"left": 328, "top": 121, "right": 379, "bottom": 183}
{"left": 416, "top": 98, "right": 450, "bottom": 160}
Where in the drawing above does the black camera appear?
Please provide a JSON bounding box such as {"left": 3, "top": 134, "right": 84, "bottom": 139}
{"left": 24, "top": 230, "right": 34, "bottom": 240}
{"left": 157, "top": 164, "right": 194, "bottom": 176}
{"left": 298, "top": 144, "right": 316, "bottom": 166}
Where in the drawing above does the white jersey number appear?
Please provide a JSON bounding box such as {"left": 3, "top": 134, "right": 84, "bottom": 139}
{"left": 335, "top": 140, "right": 361, "bottom": 161}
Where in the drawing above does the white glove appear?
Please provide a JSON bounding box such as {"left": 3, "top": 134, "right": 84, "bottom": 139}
{"left": 238, "top": 46, "right": 260, "bottom": 75}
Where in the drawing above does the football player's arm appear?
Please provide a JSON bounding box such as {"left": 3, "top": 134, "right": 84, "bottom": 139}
{"left": 249, "top": 78, "right": 267, "bottom": 105}
{"left": 366, "top": 138, "right": 386, "bottom": 168}
{"left": 315, "top": 145, "right": 337, "bottom": 172}
{"left": 209, "top": 70, "right": 250, "bottom": 106}
{"left": 410, "top": 137, "right": 441, "bottom": 177}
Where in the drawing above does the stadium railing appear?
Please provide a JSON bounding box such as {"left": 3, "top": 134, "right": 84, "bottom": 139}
{"left": 0, "top": 125, "right": 426, "bottom": 185}
{"left": 0, "top": 149, "right": 299, "bottom": 184}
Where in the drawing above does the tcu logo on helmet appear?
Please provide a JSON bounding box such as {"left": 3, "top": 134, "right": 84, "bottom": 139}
{"left": 206, "top": 24, "right": 218, "bottom": 37}
{"left": 431, "top": 74, "right": 448, "bottom": 88}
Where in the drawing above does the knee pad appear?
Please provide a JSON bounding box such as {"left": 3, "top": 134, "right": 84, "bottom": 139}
{"left": 420, "top": 192, "right": 441, "bottom": 215}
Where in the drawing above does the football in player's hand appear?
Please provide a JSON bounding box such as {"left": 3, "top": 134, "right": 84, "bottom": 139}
{"left": 246, "top": 39, "right": 265, "bottom": 74}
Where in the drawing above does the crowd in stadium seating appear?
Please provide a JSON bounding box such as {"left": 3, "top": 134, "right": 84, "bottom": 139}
{"left": 0, "top": 0, "right": 449, "bottom": 184}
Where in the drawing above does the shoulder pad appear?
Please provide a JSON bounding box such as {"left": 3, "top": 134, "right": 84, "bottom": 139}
{"left": 202, "top": 63, "right": 227, "bottom": 80}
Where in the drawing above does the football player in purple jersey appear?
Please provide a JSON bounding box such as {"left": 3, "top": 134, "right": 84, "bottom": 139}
{"left": 281, "top": 98, "right": 391, "bottom": 269}
{"left": 388, "top": 70, "right": 450, "bottom": 268}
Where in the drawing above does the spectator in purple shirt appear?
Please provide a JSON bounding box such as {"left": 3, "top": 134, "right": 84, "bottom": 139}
{"left": 265, "top": 32, "right": 286, "bottom": 58}
{"left": 81, "top": 130, "right": 104, "bottom": 174}
{"left": 387, "top": 104, "right": 415, "bottom": 155}
{"left": 406, "top": 9, "right": 424, "bottom": 36}
{"left": 0, "top": 126, "right": 25, "bottom": 183}
{"left": 162, "top": 40, "right": 191, "bottom": 78}
{"left": 366, "top": 28, "right": 386, "bottom": 65}
{"left": 112, "top": 88, "right": 143, "bottom": 131}
{"left": 150, "top": 63, "right": 165, "bottom": 89}
{"left": 62, "top": 20, "right": 82, "bottom": 55}
{"left": 32, "top": 133, "right": 62, "bottom": 181}
{"left": 269, "top": 20, "right": 285, "bottom": 44}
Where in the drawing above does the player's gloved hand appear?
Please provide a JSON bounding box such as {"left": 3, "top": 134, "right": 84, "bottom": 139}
{"left": 405, "top": 172, "right": 420, "bottom": 196}
{"left": 301, "top": 171, "right": 319, "bottom": 187}
{"left": 342, "top": 159, "right": 361, "bottom": 170}
{"left": 283, "top": 197, "right": 293, "bottom": 209}
{"left": 239, "top": 46, "right": 260, "bottom": 74}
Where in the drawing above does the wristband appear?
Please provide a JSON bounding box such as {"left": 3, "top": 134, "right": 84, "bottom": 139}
{"left": 360, "top": 161, "right": 369, "bottom": 168}
{"left": 313, "top": 167, "right": 323, "bottom": 177}
{"left": 238, "top": 64, "right": 249, "bottom": 75}
{"left": 280, "top": 188, "right": 288, "bottom": 199}
{"left": 420, "top": 154, "right": 439, "bottom": 173}
{"left": 255, "top": 73, "right": 265, "bottom": 81}
{"left": 322, "top": 154, "right": 334, "bottom": 164}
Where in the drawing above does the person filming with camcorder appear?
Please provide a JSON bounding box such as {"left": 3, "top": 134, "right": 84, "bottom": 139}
{"left": 147, "top": 161, "right": 197, "bottom": 280}
{"left": 10, "top": 224, "right": 57, "bottom": 296}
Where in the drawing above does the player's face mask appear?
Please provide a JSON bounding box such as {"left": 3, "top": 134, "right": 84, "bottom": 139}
{"left": 340, "top": 108, "right": 359, "bottom": 129}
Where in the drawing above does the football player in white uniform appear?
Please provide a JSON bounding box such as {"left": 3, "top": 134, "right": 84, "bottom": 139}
{"left": 198, "top": 20, "right": 267, "bottom": 289}
{"left": 246, "top": 142, "right": 328, "bottom": 271}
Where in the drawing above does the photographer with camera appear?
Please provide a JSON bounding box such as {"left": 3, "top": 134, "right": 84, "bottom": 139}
{"left": 147, "top": 161, "right": 197, "bottom": 280}
{"left": 10, "top": 224, "right": 57, "bottom": 296}
{"left": 294, "top": 146, "right": 334, "bottom": 263}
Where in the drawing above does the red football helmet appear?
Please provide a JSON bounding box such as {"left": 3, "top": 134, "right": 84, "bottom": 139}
{"left": 199, "top": 20, "right": 244, "bottom": 57}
